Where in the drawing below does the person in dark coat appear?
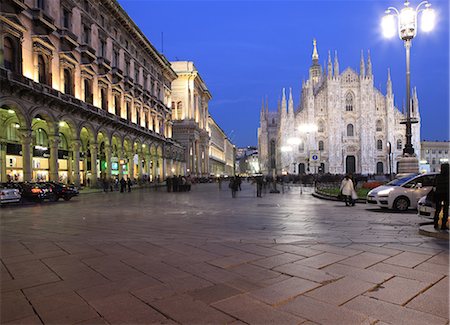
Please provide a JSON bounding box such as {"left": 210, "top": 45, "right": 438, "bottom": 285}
{"left": 127, "top": 178, "right": 132, "bottom": 192}
{"left": 256, "top": 175, "right": 263, "bottom": 197}
{"left": 434, "top": 163, "right": 449, "bottom": 230}
{"left": 166, "top": 176, "right": 172, "bottom": 192}
{"left": 120, "top": 177, "right": 126, "bottom": 193}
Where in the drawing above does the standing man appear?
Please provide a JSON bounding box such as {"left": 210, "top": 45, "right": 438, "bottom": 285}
{"left": 434, "top": 163, "right": 449, "bottom": 230}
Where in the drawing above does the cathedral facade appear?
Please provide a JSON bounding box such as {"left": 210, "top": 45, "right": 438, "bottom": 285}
{"left": 258, "top": 40, "right": 421, "bottom": 176}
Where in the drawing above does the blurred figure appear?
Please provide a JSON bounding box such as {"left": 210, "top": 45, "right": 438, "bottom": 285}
{"left": 340, "top": 174, "right": 356, "bottom": 206}
{"left": 434, "top": 163, "right": 449, "bottom": 230}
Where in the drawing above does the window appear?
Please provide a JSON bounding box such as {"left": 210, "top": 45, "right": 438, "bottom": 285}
{"left": 37, "top": 0, "right": 45, "bottom": 10}
{"left": 6, "top": 123, "right": 19, "bottom": 142}
{"left": 176, "top": 102, "right": 183, "bottom": 120}
{"left": 99, "top": 39, "right": 106, "bottom": 58}
{"left": 143, "top": 74, "right": 147, "bottom": 90}
{"left": 345, "top": 92, "right": 353, "bottom": 111}
{"left": 62, "top": 8, "right": 71, "bottom": 29}
{"left": 113, "top": 49, "right": 119, "bottom": 67}
{"left": 126, "top": 102, "right": 131, "bottom": 121}
{"left": 125, "top": 59, "right": 130, "bottom": 76}
{"left": 63, "top": 68, "right": 72, "bottom": 95}
{"left": 397, "top": 139, "right": 402, "bottom": 150}
{"left": 114, "top": 95, "right": 121, "bottom": 116}
{"left": 83, "top": 79, "right": 92, "bottom": 103}
{"left": 82, "top": 24, "right": 90, "bottom": 45}
{"left": 58, "top": 133, "right": 68, "bottom": 150}
{"left": 135, "top": 67, "right": 139, "bottom": 83}
{"left": 298, "top": 142, "right": 304, "bottom": 152}
{"left": 318, "top": 141, "right": 324, "bottom": 151}
{"left": 347, "top": 124, "right": 354, "bottom": 137}
{"left": 318, "top": 121, "right": 324, "bottom": 133}
{"left": 376, "top": 120, "right": 382, "bottom": 132}
{"left": 432, "top": 158, "right": 436, "bottom": 164}
{"left": 100, "top": 88, "right": 107, "bottom": 110}
{"left": 38, "top": 55, "right": 47, "bottom": 85}
{"left": 136, "top": 108, "right": 141, "bottom": 126}
{"left": 35, "top": 128, "right": 48, "bottom": 147}
{"left": 3, "top": 37, "right": 16, "bottom": 72}
{"left": 377, "top": 139, "right": 383, "bottom": 150}
{"left": 145, "top": 113, "right": 149, "bottom": 129}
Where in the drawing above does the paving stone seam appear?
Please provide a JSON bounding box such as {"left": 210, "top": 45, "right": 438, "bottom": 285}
{"left": 1, "top": 258, "right": 15, "bottom": 280}
{"left": 33, "top": 259, "right": 65, "bottom": 282}
{"left": 400, "top": 281, "right": 441, "bottom": 307}
{"left": 208, "top": 300, "right": 251, "bottom": 324}
{"left": 20, "top": 288, "right": 45, "bottom": 325}
{"left": 129, "top": 292, "right": 182, "bottom": 324}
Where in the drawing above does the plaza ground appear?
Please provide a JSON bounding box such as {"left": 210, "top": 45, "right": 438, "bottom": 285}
{"left": 1, "top": 182, "right": 448, "bottom": 324}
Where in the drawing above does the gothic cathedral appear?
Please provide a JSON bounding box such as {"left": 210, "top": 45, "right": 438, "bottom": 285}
{"left": 258, "top": 40, "right": 421, "bottom": 175}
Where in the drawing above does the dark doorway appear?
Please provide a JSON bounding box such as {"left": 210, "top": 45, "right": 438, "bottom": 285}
{"left": 298, "top": 163, "right": 305, "bottom": 174}
{"left": 376, "top": 162, "right": 384, "bottom": 174}
{"left": 346, "top": 155, "right": 356, "bottom": 174}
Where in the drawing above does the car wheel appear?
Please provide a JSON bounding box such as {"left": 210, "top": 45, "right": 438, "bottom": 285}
{"left": 63, "top": 196, "right": 71, "bottom": 201}
{"left": 394, "top": 196, "right": 409, "bottom": 211}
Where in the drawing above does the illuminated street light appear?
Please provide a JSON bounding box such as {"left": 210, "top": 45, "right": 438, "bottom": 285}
{"left": 381, "top": 1, "right": 435, "bottom": 173}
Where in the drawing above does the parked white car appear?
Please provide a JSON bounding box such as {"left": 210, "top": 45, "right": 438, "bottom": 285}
{"left": 366, "top": 173, "right": 437, "bottom": 211}
{"left": 417, "top": 195, "right": 434, "bottom": 219}
{"left": 0, "top": 185, "right": 21, "bottom": 206}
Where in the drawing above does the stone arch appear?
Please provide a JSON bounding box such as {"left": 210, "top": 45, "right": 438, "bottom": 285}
{"left": 0, "top": 98, "right": 29, "bottom": 127}
{"left": 345, "top": 91, "right": 354, "bottom": 112}
{"left": 29, "top": 107, "right": 57, "bottom": 134}
{"left": 77, "top": 121, "right": 96, "bottom": 143}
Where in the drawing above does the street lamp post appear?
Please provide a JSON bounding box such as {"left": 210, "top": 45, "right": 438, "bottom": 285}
{"left": 382, "top": 1, "right": 436, "bottom": 173}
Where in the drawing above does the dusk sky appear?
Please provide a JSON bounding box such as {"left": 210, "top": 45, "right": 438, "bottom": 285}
{"left": 118, "top": 0, "right": 449, "bottom": 148}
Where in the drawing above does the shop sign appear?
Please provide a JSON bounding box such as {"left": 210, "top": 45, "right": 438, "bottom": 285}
{"left": 58, "top": 150, "right": 70, "bottom": 159}
{"left": 6, "top": 143, "right": 22, "bottom": 156}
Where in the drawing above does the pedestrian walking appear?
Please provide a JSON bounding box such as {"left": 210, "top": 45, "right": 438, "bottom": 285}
{"left": 127, "top": 178, "right": 132, "bottom": 192}
{"left": 256, "top": 175, "right": 263, "bottom": 197}
{"left": 340, "top": 174, "right": 356, "bottom": 206}
{"left": 434, "top": 163, "right": 449, "bottom": 230}
{"left": 218, "top": 177, "right": 222, "bottom": 190}
{"left": 229, "top": 177, "right": 238, "bottom": 198}
{"left": 120, "top": 177, "right": 126, "bottom": 193}
{"left": 167, "top": 176, "right": 172, "bottom": 192}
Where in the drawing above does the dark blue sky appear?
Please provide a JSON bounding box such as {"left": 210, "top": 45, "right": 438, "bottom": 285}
{"left": 118, "top": 0, "right": 449, "bottom": 147}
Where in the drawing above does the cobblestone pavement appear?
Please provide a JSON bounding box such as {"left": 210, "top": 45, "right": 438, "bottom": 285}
{"left": 1, "top": 182, "right": 448, "bottom": 324}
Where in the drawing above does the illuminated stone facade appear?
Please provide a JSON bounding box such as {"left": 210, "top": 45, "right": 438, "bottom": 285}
{"left": 420, "top": 141, "right": 449, "bottom": 172}
{"left": 170, "top": 61, "right": 211, "bottom": 177}
{"left": 0, "top": 0, "right": 185, "bottom": 185}
{"left": 208, "top": 115, "right": 235, "bottom": 176}
{"left": 258, "top": 40, "right": 421, "bottom": 175}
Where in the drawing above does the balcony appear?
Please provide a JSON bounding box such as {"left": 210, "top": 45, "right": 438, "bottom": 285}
{"left": 2, "top": 0, "right": 27, "bottom": 14}
{"left": 31, "top": 8, "right": 56, "bottom": 35}
{"left": 134, "top": 84, "right": 143, "bottom": 97}
{"left": 79, "top": 44, "right": 96, "bottom": 64}
{"left": 111, "top": 67, "right": 123, "bottom": 83}
{"left": 97, "top": 57, "right": 111, "bottom": 75}
{"left": 59, "top": 28, "right": 78, "bottom": 51}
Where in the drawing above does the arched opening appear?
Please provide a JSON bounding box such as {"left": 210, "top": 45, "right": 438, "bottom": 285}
{"left": 346, "top": 155, "right": 356, "bottom": 174}
{"left": 377, "top": 139, "right": 383, "bottom": 150}
{"left": 376, "top": 120, "right": 383, "bottom": 132}
{"left": 318, "top": 140, "right": 324, "bottom": 151}
{"left": 298, "top": 163, "right": 306, "bottom": 175}
{"left": 347, "top": 124, "right": 354, "bottom": 137}
{"left": 376, "top": 162, "right": 384, "bottom": 175}
{"left": 345, "top": 92, "right": 354, "bottom": 111}
{"left": 397, "top": 139, "right": 402, "bottom": 150}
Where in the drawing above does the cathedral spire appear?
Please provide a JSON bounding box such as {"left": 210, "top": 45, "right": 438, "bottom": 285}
{"left": 288, "top": 87, "right": 294, "bottom": 115}
{"left": 367, "top": 50, "right": 372, "bottom": 77}
{"left": 327, "top": 50, "right": 333, "bottom": 77}
{"left": 281, "top": 88, "right": 287, "bottom": 114}
{"left": 260, "top": 98, "right": 265, "bottom": 119}
{"left": 265, "top": 95, "right": 269, "bottom": 115}
{"left": 412, "top": 87, "right": 419, "bottom": 116}
{"left": 387, "top": 68, "right": 392, "bottom": 96}
{"left": 312, "top": 38, "right": 319, "bottom": 62}
{"left": 334, "top": 50, "right": 339, "bottom": 77}
{"left": 360, "top": 50, "right": 365, "bottom": 77}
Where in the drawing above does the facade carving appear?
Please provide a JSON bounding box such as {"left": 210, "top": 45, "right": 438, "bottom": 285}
{"left": 0, "top": 0, "right": 185, "bottom": 185}
{"left": 258, "top": 40, "right": 421, "bottom": 175}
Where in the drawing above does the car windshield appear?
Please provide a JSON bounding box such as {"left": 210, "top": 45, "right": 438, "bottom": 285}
{"left": 386, "top": 175, "right": 417, "bottom": 186}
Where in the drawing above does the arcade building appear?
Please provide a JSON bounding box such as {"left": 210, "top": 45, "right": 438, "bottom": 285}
{"left": 0, "top": 0, "right": 185, "bottom": 186}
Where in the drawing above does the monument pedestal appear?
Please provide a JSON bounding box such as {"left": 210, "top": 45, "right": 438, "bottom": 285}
{"left": 397, "top": 155, "right": 419, "bottom": 175}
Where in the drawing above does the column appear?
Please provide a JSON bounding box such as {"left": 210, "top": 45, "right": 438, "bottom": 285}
{"left": 20, "top": 129, "right": 33, "bottom": 182}
{"left": 105, "top": 144, "right": 112, "bottom": 181}
{"left": 128, "top": 151, "right": 134, "bottom": 180}
{"left": 72, "top": 140, "right": 81, "bottom": 186}
{"left": 0, "top": 142, "right": 7, "bottom": 182}
{"left": 118, "top": 150, "right": 124, "bottom": 179}
{"left": 145, "top": 153, "right": 151, "bottom": 179}
{"left": 49, "top": 134, "right": 59, "bottom": 182}
{"left": 137, "top": 151, "right": 143, "bottom": 181}
{"left": 90, "top": 143, "right": 98, "bottom": 187}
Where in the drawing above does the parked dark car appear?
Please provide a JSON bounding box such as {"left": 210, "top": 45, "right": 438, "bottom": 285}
{"left": 46, "top": 182, "right": 79, "bottom": 201}
{"left": 36, "top": 182, "right": 57, "bottom": 201}
{"left": 13, "top": 182, "right": 46, "bottom": 202}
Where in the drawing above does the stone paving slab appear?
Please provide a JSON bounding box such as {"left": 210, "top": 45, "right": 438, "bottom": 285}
{"left": 344, "top": 295, "right": 448, "bottom": 325}
{"left": 1, "top": 183, "right": 448, "bottom": 324}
